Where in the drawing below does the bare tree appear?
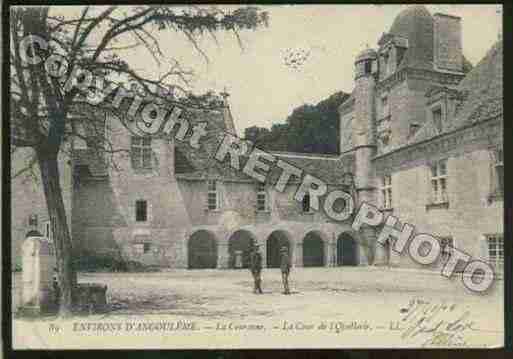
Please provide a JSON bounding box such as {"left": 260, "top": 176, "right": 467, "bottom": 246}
{"left": 10, "top": 5, "right": 268, "bottom": 316}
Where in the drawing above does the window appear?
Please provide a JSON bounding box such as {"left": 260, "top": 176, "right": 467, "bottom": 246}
{"left": 302, "top": 193, "right": 311, "bottom": 213}
{"left": 430, "top": 159, "right": 448, "bottom": 204}
{"left": 364, "top": 60, "right": 372, "bottom": 74}
{"left": 256, "top": 182, "right": 267, "bottom": 212}
{"left": 381, "top": 95, "right": 389, "bottom": 118}
{"left": 28, "top": 214, "right": 38, "bottom": 226}
{"left": 380, "top": 175, "right": 392, "bottom": 209}
{"left": 432, "top": 107, "right": 443, "bottom": 133}
{"left": 207, "top": 180, "right": 219, "bottom": 211}
{"left": 486, "top": 234, "right": 503, "bottom": 270}
{"left": 133, "top": 243, "right": 144, "bottom": 255}
{"left": 382, "top": 53, "right": 390, "bottom": 77}
{"left": 45, "top": 220, "right": 51, "bottom": 240}
{"left": 131, "top": 136, "right": 152, "bottom": 170}
{"left": 387, "top": 55, "right": 394, "bottom": 75}
{"left": 491, "top": 147, "right": 503, "bottom": 197}
{"left": 379, "top": 130, "right": 391, "bottom": 147}
{"left": 135, "top": 200, "right": 148, "bottom": 222}
{"left": 143, "top": 243, "right": 151, "bottom": 254}
{"left": 439, "top": 237, "right": 454, "bottom": 263}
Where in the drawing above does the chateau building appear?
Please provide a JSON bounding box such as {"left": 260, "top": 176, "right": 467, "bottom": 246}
{"left": 12, "top": 5, "right": 503, "bottom": 272}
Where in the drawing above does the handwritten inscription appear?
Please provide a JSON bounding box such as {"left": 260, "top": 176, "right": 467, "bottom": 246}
{"left": 397, "top": 298, "right": 476, "bottom": 347}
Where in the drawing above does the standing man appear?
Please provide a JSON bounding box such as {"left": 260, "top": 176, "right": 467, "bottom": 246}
{"left": 280, "top": 246, "right": 291, "bottom": 295}
{"left": 249, "top": 244, "right": 263, "bottom": 294}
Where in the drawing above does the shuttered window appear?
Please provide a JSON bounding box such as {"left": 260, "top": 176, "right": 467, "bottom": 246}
{"left": 135, "top": 200, "right": 148, "bottom": 222}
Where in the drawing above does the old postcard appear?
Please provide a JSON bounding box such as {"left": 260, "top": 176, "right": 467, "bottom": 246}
{"left": 7, "top": 4, "right": 503, "bottom": 350}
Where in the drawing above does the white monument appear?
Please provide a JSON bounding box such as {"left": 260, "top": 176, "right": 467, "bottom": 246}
{"left": 21, "top": 236, "right": 57, "bottom": 315}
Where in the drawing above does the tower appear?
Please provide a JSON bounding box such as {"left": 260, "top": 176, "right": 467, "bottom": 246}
{"left": 353, "top": 48, "right": 377, "bottom": 206}
{"left": 352, "top": 48, "right": 382, "bottom": 265}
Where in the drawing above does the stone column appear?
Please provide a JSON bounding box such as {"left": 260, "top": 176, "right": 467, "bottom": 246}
{"left": 294, "top": 241, "right": 303, "bottom": 267}
{"left": 358, "top": 243, "right": 369, "bottom": 266}
{"left": 234, "top": 250, "right": 243, "bottom": 268}
{"left": 325, "top": 240, "right": 334, "bottom": 267}
{"left": 217, "top": 242, "right": 230, "bottom": 269}
{"left": 389, "top": 248, "right": 401, "bottom": 267}
{"left": 331, "top": 240, "right": 338, "bottom": 267}
{"left": 358, "top": 227, "right": 375, "bottom": 266}
{"left": 373, "top": 237, "right": 389, "bottom": 266}
{"left": 261, "top": 240, "right": 268, "bottom": 268}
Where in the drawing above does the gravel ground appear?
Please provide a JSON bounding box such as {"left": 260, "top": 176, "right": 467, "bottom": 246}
{"left": 12, "top": 267, "right": 504, "bottom": 349}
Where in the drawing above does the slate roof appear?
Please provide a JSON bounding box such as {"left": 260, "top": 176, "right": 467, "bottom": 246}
{"left": 176, "top": 150, "right": 354, "bottom": 186}
{"left": 409, "top": 40, "right": 502, "bottom": 145}
{"left": 448, "top": 40, "right": 502, "bottom": 129}
{"left": 270, "top": 152, "right": 354, "bottom": 185}
{"left": 389, "top": 5, "right": 435, "bottom": 71}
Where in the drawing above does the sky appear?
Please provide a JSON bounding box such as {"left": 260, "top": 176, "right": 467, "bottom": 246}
{"left": 53, "top": 5, "right": 502, "bottom": 136}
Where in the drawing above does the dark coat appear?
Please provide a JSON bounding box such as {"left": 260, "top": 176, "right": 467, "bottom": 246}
{"left": 280, "top": 252, "right": 291, "bottom": 273}
{"left": 250, "top": 250, "right": 263, "bottom": 272}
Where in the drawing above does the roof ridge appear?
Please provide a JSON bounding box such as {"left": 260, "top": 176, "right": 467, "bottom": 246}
{"left": 270, "top": 151, "right": 340, "bottom": 160}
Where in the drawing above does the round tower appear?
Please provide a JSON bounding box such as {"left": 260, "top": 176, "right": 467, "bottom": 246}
{"left": 352, "top": 48, "right": 381, "bottom": 265}
{"left": 353, "top": 48, "right": 377, "bottom": 204}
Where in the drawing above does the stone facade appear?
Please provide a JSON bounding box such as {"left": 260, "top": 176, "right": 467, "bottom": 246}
{"left": 341, "top": 5, "right": 503, "bottom": 270}
{"left": 11, "top": 5, "right": 503, "bottom": 273}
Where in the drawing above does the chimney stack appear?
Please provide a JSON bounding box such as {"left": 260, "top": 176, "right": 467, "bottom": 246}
{"left": 433, "top": 13, "right": 463, "bottom": 72}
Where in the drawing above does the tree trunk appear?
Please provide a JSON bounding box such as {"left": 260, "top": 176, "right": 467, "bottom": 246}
{"left": 38, "top": 153, "right": 77, "bottom": 317}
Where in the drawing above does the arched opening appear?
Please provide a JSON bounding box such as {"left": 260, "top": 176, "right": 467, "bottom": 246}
{"left": 303, "top": 232, "right": 325, "bottom": 267}
{"left": 228, "top": 230, "right": 256, "bottom": 269}
{"left": 337, "top": 233, "right": 359, "bottom": 266}
{"left": 188, "top": 230, "right": 217, "bottom": 269}
{"left": 266, "top": 230, "right": 291, "bottom": 268}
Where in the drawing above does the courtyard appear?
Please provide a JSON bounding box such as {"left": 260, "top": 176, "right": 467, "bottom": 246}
{"left": 12, "top": 266, "right": 504, "bottom": 349}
